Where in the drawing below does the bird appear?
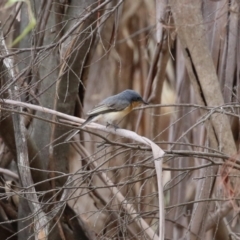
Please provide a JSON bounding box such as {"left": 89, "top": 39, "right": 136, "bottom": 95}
{"left": 65, "top": 89, "right": 148, "bottom": 141}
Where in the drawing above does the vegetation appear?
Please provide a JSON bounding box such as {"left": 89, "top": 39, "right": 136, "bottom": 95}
{"left": 0, "top": 0, "right": 239, "bottom": 239}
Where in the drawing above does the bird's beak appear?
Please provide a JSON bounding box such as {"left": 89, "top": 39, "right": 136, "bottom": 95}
{"left": 142, "top": 99, "right": 148, "bottom": 105}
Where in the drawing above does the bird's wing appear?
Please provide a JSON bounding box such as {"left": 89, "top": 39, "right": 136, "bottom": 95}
{"left": 87, "top": 97, "right": 130, "bottom": 116}
{"left": 87, "top": 104, "right": 115, "bottom": 116}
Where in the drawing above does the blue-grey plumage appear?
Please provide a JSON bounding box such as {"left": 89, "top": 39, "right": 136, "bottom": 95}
{"left": 87, "top": 90, "right": 147, "bottom": 116}
{"left": 65, "top": 89, "right": 148, "bottom": 141}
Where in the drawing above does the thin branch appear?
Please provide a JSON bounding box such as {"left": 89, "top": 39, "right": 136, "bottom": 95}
{"left": 0, "top": 28, "right": 49, "bottom": 240}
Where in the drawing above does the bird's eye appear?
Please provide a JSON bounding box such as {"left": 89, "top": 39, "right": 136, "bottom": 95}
{"left": 134, "top": 96, "right": 141, "bottom": 102}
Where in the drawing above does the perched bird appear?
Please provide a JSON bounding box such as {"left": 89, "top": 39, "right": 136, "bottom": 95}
{"left": 66, "top": 89, "right": 148, "bottom": 141}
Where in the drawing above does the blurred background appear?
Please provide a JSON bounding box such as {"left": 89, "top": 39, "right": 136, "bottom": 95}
{"left": 0, "top": 0, "right": 239, "bottom": 239}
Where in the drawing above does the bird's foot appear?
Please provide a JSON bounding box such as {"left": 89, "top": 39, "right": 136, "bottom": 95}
{"left": 106, "top": 122, "right": 119, "bottom": 131}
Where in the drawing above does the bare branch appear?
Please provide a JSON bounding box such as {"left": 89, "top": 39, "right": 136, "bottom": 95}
{"left": 0, "top": 28, "right": 49, "bottom": 240}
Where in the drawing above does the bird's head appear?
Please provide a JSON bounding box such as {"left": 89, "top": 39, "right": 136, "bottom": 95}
{"left": 123, "top": 89, "right": 148, "bottom": 108}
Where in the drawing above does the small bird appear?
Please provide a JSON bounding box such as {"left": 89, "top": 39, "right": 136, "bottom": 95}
{"left": 66, "top": 89, "right": 148, "bottom": 141}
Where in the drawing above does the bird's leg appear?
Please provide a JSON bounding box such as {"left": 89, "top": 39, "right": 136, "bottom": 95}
{"left": 106, "top": 122, "right": 119, "bottom": 130}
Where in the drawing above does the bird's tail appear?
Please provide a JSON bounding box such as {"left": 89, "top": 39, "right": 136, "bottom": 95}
{"left": 64, "top": 116, "right": 94, "bottom": 142}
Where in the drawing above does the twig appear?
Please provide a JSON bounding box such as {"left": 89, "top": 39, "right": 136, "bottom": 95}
{"left": 0, "top": 167, "right": 19, "bottom": 180}
{"left": 0, "top": 28, "right": 49, "bottom": 240}
{"left": 78, "top": 142, "right": 162, "bottom": 240}
{"left": 0, "top": 98, "right": 165, "bottom": 239}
